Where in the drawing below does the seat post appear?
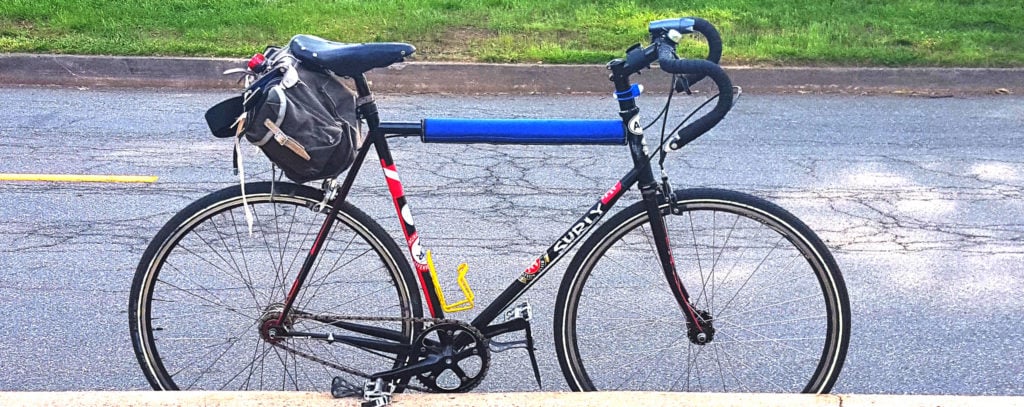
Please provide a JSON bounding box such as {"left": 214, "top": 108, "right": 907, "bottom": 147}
{"left": 352, "top": 74, "right": 380, "bottom": 130}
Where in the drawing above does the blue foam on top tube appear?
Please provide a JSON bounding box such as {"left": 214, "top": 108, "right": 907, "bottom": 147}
{"left": 422, "top": 118, "right": 625, "bottom": 145}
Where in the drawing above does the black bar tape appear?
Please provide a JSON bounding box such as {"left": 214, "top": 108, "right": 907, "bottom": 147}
{"left": 680, "top": 17, "right": 723, "bottom": 85}
{"left": 657, "top": 44, "right": 734, "bottom": 150}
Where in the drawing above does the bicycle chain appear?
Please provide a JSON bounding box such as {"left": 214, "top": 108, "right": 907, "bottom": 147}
{"left": 270, "top": 314, "right": 451, "bottom": 394}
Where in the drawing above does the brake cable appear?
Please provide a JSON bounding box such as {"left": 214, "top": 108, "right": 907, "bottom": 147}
{"left": 657, "top": 75, "right": 679, "bottom": 203}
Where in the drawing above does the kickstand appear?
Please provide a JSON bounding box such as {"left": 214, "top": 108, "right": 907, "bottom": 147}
{"left": 524, "top": 323, "right": 543, "bottom": 389}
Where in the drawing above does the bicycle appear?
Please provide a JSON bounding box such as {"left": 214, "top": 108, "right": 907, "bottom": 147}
{"left": 129, "top": 17, "right": 850, "bottom": 403}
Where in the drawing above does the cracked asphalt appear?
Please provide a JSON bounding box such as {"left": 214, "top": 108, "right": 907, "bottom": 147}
{"left": 0, "top": 86, "right": 1022, "bottom": 395}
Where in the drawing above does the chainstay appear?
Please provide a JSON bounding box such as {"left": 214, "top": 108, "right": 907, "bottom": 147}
{"left": 272, "top": 313, "right": 447, "bottom": 394}
{"left": 302, "top": 313, "right": 444, "bottom": 325}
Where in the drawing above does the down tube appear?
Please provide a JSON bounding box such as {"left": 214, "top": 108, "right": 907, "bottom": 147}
{"left": 471, "top": 168, "right": 640, "bottom": 328}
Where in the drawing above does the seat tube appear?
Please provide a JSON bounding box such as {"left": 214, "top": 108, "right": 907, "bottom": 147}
{"left": 356, "top": 73, "right": 445, "bottom": 318}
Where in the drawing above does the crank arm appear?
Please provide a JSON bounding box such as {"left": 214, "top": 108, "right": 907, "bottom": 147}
{"left": 482, "top": 314, "right": 542, "bottom": 388}
{"left": 480, "top": 318, "right": 530, "bottom": 338}
{"left": 370, "top": 354, "right": 444, "bottom": 382}
{"left": 489, "top": 338, "right": 530, "bottom": 353}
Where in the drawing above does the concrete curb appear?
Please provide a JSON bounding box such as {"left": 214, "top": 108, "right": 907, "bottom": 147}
{"left": 1, "top": 391, "right": 1022, "bottom": 407}
{"left": 1, "top": 53, "right": 1021, "bottom": 95}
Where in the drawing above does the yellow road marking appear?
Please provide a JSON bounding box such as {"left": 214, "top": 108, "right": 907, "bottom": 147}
{"left": 0, "top": 173, "right": 158, "bottom": 183}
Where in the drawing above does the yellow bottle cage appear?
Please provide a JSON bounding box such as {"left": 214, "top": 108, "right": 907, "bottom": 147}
{"left": 426, "top": 250, "right": 475, "bottom": 313}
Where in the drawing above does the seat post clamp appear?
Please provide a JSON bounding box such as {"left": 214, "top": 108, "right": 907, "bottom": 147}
{"left": 356, "top": 95, "right": 375, "bottom": 107}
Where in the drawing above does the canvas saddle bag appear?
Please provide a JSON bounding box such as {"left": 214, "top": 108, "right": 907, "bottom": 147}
{"left": 206, "top": 43, "right": 360, "bottom": 184}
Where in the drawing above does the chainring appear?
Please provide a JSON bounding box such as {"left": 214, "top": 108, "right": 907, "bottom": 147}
{"left": 413, "top": 320, "right": 491, "bottom": 393}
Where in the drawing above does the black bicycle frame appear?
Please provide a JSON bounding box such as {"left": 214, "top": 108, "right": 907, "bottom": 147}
{"left": 273, "top": 70, "right": 705, "bottom": 365}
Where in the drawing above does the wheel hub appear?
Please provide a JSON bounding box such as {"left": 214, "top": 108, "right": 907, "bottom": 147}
{"left": 258, "top": 303, "right": 294, "bottom": 344}
{"left": 687, "top": 309, "right": 715, "bottom": 345}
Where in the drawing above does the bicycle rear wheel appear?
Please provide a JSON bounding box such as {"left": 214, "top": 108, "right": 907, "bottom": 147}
{"left": 555, "top": 188, "right": 849, "bottom": 393}
{"left": 129, "top": 182, "right": 421, "bottom": 391}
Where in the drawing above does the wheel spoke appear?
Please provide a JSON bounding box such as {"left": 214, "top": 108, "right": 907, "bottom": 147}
{"left": 132, "top": 184, "right": 416, "bottom": 391}
{"left": 557, "top": 193, "right": 848, "bottom": 394}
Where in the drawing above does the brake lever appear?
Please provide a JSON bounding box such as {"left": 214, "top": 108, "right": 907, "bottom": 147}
{"left": 674, "top": 76, "right": 692, "bottom": 95}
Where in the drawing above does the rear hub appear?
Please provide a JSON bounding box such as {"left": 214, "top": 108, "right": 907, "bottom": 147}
{"left": 258, "top": 303, "right": 294, "bottom": 344}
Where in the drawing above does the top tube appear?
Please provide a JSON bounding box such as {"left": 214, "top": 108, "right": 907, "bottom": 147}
{"left": 420, "top": 118, "right": 625, "bottom": 145}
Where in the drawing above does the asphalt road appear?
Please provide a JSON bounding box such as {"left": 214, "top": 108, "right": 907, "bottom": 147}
{"left": 1, "top": 86, "right": 1022, "bottom": 395}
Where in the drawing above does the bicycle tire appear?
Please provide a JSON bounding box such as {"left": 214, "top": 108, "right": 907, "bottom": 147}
{"left": 129, "top": 182, "right": 421, "bottom": 391}
{"left": 554, "top": 188, "right": 849, "bottom": 393}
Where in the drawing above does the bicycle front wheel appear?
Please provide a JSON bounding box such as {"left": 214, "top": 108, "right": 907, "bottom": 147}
{"left": 555, "top": 188, "right": 849, "bottom": 393}
{"left": 130, "top": 182, "right": 421, "bottom": 391}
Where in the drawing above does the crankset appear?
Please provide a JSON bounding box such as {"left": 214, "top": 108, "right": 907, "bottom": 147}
{"left": 412, "top": 320, "right": 491, "bottom": 392}
{"left": 261, "top": 308, "right": 540, "bottom": 403}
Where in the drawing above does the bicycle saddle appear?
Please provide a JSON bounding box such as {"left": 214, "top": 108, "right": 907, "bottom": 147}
{"left": 288, "top": 35, "right": 415, "bottom": 77}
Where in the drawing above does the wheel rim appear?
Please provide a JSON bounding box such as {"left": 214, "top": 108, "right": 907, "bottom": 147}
{"left": 135, "top": 191, "right": 412, "bottom": 391}
{"left": 564, "top": 199, "right": 844, "bottom": 393}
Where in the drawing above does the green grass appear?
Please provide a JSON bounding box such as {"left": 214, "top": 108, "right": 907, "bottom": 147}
{"left": 1, "top": 0, "right": 1022, "bottom": 66}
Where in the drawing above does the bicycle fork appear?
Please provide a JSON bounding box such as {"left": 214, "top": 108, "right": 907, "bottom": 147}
{"left": 640, "top": 183, "right": 715, "bottom": 344}
{"left": 612, "top": 62, "right": 713, "bottom": 345}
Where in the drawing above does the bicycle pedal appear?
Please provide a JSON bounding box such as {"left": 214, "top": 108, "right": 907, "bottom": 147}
{"left": 489, "top": 338, "right": 529, "bottom": 353}
{"left": 361, "top": 378, "right": 394, "bottom": 407}
{"left": 505, "top": 301, "right": 532, "bottom": 322}
{"left": 361, "top": 397, "right": 391, "bottom": 407}
{"left": 330, "top": 376, "right": 360, "bottom": 399}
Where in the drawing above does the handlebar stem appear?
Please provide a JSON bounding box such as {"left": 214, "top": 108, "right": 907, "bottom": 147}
{"left": 607, "top": 44, "right": 659, "bottom": 80}
{"left": 608, "top": 17, "right": 734, "bottom": 152}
